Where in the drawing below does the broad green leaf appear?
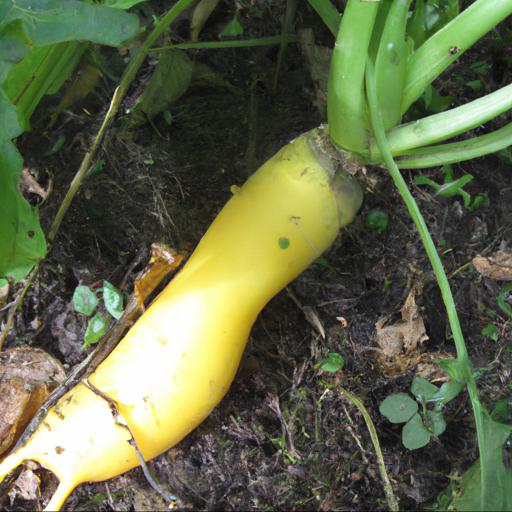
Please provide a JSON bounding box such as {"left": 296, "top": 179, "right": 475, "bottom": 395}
{"left": 0, "top": 90, "right": 22, "bottom": 140}
{"left": 72, "top": 285, "right": 99, "bottom": 316}
{"left": 0, "top": 20, "right": 31, "bottom": 82}
{"left": 445, "top": 416, "right": 512, "bottom": 510}
{"left": 4, "top": 0, "right": 140, "bottom": 47}
{"left": 0, "top": 141, "right": 46, "bottom": 281}
{"left": 402, "top": 413, "right": 431, "bottom": 450}
{"left": 410, "top": 376, "right": 438, "bottom": 401}
{"left": 380, "top": 393, "right": 418, "bottom": 424}
{"left": 319, "top": 352, "right": 345, "bottom": 372}
{"left": 83, "top": 312, "right": 110, "bottom": 349}
{"left": 103, "top": 280, "right": 124, "bottom": 320}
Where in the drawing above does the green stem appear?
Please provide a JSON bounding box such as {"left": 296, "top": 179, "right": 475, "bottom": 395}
{"left": 365, "top": 58, "right": 488, "bottom": 510}
{"left": 396, "top": 122, "right": 512, "bottom": 169}
{"left": 48, "top": 0, "right": 196, "bottom": 243}
{"left": 328, "top": 0, "right": 379, "bottom": 155}
{"left": 151, "top": 35, "right": 298, "bottom": 51}
{"left": 373, "top": 83, "right": 512, "bottom": 156}
{"left": 401, "top": 0, "right": 512, "bottom": 114}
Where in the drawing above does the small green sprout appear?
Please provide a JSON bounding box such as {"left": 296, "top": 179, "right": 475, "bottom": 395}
{"left": 319, "top": 352, "right": 345, "bottom": 372}
{"left": 414, "top": 164, "right": 489, "bottom": 210}
{"left": 482, "top": 322, "right": 499, "bottom": 341}
{"left": 219, "top": 15, "right": 244, "bottom": 37}
{"left": 380, "top": 376, "right": 464, "bottom": 450}
{"left": 365, "top": 208, "right": 389, "bottom": 233}
{"left": 72, "top": 280, "right": 125, "bottom": 349}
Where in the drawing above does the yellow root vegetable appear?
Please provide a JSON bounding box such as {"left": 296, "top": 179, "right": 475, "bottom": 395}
{"left": 0, "top": 128, "right": 362, "bottom": 510}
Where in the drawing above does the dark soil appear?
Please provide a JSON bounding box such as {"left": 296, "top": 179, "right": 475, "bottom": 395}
{"left": 1, "top": 2, "right": 511, "bottom": 511}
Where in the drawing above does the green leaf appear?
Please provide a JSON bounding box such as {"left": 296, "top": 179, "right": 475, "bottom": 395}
{"left": 410, "top": 376, "right": 439, "bottom": 401}
{"left": 126, "top": 49, "right": 193, "bottom": 125}
{"left": 426, "top": 410, "right": 446, "bottom": 436}
{"left": 219, "top": 16, "right": 244, "bottom": 37}
{"left": 420, "top": 84, "right": 453, "bottom": 114}
{"left": 72, "top": 285, "right": 99, "bottom": 316}
{"left": 45, "top": 135, "right": 66, "bottom": 156}
{"left": 430, "top": 379, "right": 464, "bottom": 405}
{"left": 466, "top": 79, "right": 482, "bottom": 92}
{"left": 4, "top": 0, "right": 140, "bottom": 47}
{"left": 490, "top": 398, "right": 512, "bottom": 424}
{"left": 482, "top": 322, "right": 499, "bottom": 341}
{"left": 436, "top": 174, "right": 474, "bottom": 198}
{"left": 0, "top": 141, "right": 47, "bottom": 281}
{"left": 446, "top": 416, "right": 512, "bottom": 510}
{"left": 380, "top": 393, "right": 418, "bottom": 424}
{"left": 103, "top": 0, "right": 148, "bottom": 8}
{"left": 319, "top": 352, "right": 345, "bottom": 372}
{"left": 433, "top": 357, "right": 464, "bottom": 382}
{"left": 83, "top": 312, "right": 109, "bottom": 349}
{"left": 103, "top": 280, "right": 124, "bottom": 320}
{"left": 402, "top": 413, "right": 431, "bottom": 450}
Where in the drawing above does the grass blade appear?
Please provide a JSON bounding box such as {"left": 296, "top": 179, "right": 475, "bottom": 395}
{"left": 306, "top": 0, "right": 341, "bottom": 37}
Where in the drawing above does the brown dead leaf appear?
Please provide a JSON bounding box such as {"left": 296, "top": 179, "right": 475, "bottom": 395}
{"left": 415, "top": 353, "right": 453, "bottom": 383}
{"left": 375, "top": 288, "right": 429, "bottom": 358}
{"left": 472, "top": 250, "right": 512, "bottom": 280}
{"left": 0, "top": 346, "right": 66, "bottom": 456}
{"left": 18, "top": 168, "right": 50, "bottom": 201}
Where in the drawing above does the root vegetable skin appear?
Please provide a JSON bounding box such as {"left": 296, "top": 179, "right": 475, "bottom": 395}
{"left": 0, "top": 130, "right": 362, "bottom": 510}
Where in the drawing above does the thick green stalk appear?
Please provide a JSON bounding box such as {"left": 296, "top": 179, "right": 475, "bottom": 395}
{"left": 372, "top": 83, "right": 512, "bottom": 156}
{"left": 374, "top": 0, "right": 411, "bottom": 129}
{"left": 396, "top": 122, "right": 512, "bottom": 169}
{"left": 328, "top": 0, "right": 379, "bottom": 155}
{"left": 401, "top": 0, "right": 512, "bottom": 114}
{"left": 366, "top": 59, "right": 488, "bottom": 510}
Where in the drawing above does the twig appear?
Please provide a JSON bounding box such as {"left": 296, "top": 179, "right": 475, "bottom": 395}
{"left": 84, "top": 380, "right": 177, "bottom": 507}
{"left": 339, "top": 386, "right": 399, "bottom": 512}
{"left": 0, "top": 264, "right": 39, "bottom": 352}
